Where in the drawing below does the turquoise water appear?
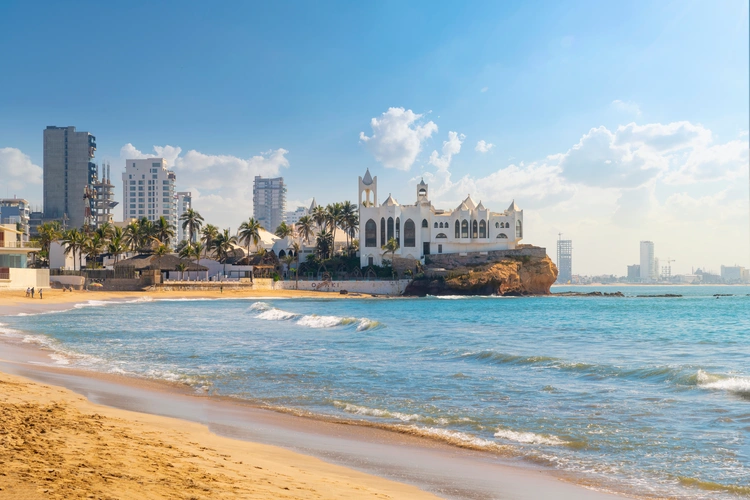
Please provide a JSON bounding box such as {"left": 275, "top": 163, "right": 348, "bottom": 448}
{"left": 2, "top": 285, "right": 749, "bottom": 498}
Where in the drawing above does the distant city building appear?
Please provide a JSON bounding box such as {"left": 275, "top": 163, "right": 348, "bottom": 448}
{"left": 284, "top": 199, "right": 317, "bottom": 226}
{"left": 721, "top": 265, "right": 746, "bottom": 283}
{"left": 639, "top": 241, "right": 655, "bottom": 282}
{"left": 253, "top": 176, "right": 286, "bottom": 232}
{"left": 43, "top": 125, "right": 97, "bottom": 229}
{"left": 176, "top": 192, "right": 193, "bottom": 242}
{"left": 627, "top": 264, "right": 641, "bottom": 282}
{"left": 556, "top": 236, "right": 572, "bottom": 284}
{"left": 90, "top": 162, "right": 118, "bottom": 229}
{"left": 0, "top": 198, "right": 30, "bottom": 242}
{"left": 122, "top": 158, "right": 177, "bottom": 246}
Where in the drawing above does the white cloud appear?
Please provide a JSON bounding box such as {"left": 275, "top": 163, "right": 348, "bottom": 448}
{"left": 611, "top": 99, "right": 641, "bottom": 116}
{"left": 359, "top": 107, "right": 438, "bottom": 170}
{"left": 481, "top": 87, "right": 489, "bottom": 93}
{"left": 429, "top": 131, "right": 464, "bottom": 171}
{"left": 475, "top": 140, "right": 494, "bottom": 153}
{"left": 0, "top": 147, "right": 42, "bottom": 202}
{"left": 120, "top": 144, "right": 289, "bottom": 230}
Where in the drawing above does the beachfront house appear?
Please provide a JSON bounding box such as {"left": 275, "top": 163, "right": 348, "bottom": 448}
{"left": 0, "top": 224, "right": 49, "bottom": 290}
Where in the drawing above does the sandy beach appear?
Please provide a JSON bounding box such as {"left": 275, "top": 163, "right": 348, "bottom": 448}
{"left": 0, "top": 289, "right": 628, "bottom": 500}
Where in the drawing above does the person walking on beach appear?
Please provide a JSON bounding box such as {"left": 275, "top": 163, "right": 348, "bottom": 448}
{"left": 30, "top": 287, "right": 34, "bottom": 298}
{"left": 25, "top": 287, "right": 30, "bottom": 298}
{"left": 39, "top": 288, "right": 43, "bottom": 299}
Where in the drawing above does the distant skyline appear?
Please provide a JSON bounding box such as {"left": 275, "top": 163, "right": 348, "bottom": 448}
{"left": 0, "top": 1, "right": 747, "bottom": 275}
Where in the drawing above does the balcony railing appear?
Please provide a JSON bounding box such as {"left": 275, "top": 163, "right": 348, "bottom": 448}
{"left": 0, "top": 241, "right": 37, "bottom": 249}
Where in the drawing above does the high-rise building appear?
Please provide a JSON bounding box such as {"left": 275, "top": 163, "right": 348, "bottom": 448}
{"left": 122, "top": 158, "right": 177, "bottom": 246}
{"left": 0, "top": 198, "right": 30, "bottom": 242}
{"left": 639, "top": 241, "right": 655, "bottom": 282}
{"left": 43, "top": 126, "right": 97, "bottom": 229}
{"left": 176, "top": 192, "right": 193, "bottom": 242}
{"left": 556, "top": 236, "right": 572, "bottom": 284}
{"left": 627, "top": 264, "right": 641, "bottom": 282}
{"left": 253, "top": 176, "right": 286, "bottom": 231}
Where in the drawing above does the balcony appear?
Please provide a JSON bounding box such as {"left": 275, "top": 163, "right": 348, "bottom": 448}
{"left": 0, "top": 240, "right": 39, "bottom": 249}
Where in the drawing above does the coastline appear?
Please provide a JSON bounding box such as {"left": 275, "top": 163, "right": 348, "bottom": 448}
{"left": 0, "top": 289, "right": 628, "bottom": 499}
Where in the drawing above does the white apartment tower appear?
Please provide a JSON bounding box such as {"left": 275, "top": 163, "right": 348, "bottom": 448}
{"left": 122, "top": 158, "right": 177, "bottom": 245}
{"left": 253, "top": 176, "right": 286, "bottom": 232}
{"left": 639, "top": 241, "right": 655, "bottom": 282}
{"left": 176, "top": 191, "right": 193, "bottom": 242}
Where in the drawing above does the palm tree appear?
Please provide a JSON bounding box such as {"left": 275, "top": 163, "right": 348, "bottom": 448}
{"left": 176, "top": 262, "right": 187, "bottom": 281}
{"left": 289, "top": 241, "right": 301, "bottom": 289}
{"left": 123, "top": 221, "right": 140, "bottom": 252}
{"left": 238, "top": 218, "right": 261, "bottom": 262}
{"left": 340, "top": 200, "right": 358, "bottom": 256}
{"left": 312, "top": 205, "right": 328, "bottom": 232}
{"left": 213, "top": 229, "right": 238, "bottom": 278}
{"left": 154, "top": 216, "right": 176, "bottom": 248}
{"left": 315, "top": 229, "right": 333, "bottom": 260}
{"left": 179, "top": 208, "right": 204, "bottom": 244}
{"left": 36, "top": 222, "right": 62, "bottom": 267}
{"left": 83, "top": 233, "right": 106, "bottom": 268}
{"left": 295, "top": 215, "right": 314, "bottom": 245}
{"left": 191, "top": 242, "right": 205, "bottom": 281}
{"left": 97, "top": 222, "right": 115, "bottom": 241}
{"left": 60, "top": 228, "right": 81, "bottom": 270}
{"left": 382, "top": 236, "right": 399, "bottom": 269}
{"left": 136, "top": 217, "right": 155, "bottom": 253}
{"left": 107, "top": 228, "right": 126, "bottom": 265}
{"left": 151, "top": 244, "right": 170, "bottom": 279}
{"left": 201, "top": 224, "right": 220, "bottom": 259}
{"left": 275, "top": 221, "right": 293, "bottom": 239}
{"left": 282, "top": 254, "right": 295, "bottom": 280}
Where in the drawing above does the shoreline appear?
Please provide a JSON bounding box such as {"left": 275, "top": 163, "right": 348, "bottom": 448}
{"left": 0, "top": 289, "right": 629, "bottom": 499}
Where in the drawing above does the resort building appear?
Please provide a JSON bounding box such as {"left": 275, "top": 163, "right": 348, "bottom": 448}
{"left": 0, "top": 198, "right": 30, "bottom": 242}
{"left": 43, "top": 125, "right": 97, "bottom": 229}
{"left": 253, "top": 176, "right": 286, "bottom": 232}
{"left": 176, "top": 191, "right": 193, "bottom": 242}
{"left": 122, "top": 158, "right": 177, "bottom": 246}
{"left": 357, "top": 169, "right": 524, "bottom": 267}
{"left": 0, "top": 224, "right": 48, "bottom": 290}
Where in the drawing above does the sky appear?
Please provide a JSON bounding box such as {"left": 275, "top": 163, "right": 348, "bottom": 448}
{"left": 0, "top": 0, "right": 748, "bottom": 275}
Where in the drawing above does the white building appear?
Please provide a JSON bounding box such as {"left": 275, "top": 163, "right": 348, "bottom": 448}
{"left": 721, "top": 265, "right": 747, "bottom": 283}
{"left": 357, "top": 169, "right": 523, "bottom": 267}
{"left": 639, "top": 241, "right": 655, "bottom": 282}
{"left": 176, "top": 191, "right": 193, "bottom": 242}
{"left": 122, "top": 158, "right": 177, "bottom": 246}
{"left": 253, "top": 176, "right": 286, "bottom": 232}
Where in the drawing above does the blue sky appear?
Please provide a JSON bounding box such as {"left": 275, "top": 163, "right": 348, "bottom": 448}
{"left": 1, "top": 0, "right": 748, "bottom": 274}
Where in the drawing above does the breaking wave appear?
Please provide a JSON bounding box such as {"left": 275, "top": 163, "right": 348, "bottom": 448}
{"left": 696, "top": 370, "right": 750, "bottom": 399}
{"left": 251, "top": 303, "right": 382, "bottom": 331}
{"left": 334, "top": 401, "right": 450, "bottom": 425}
{"left": 494, "top": 428, "right": 569, "bottom": 446}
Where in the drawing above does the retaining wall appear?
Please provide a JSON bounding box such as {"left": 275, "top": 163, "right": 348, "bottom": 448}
{"left": 0, "top": 269, "right": 50, "bottom": 290}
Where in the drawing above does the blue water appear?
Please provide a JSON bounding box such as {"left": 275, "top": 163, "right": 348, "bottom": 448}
{"left": 2, "top": 285, "right": 749, "bottom": 498}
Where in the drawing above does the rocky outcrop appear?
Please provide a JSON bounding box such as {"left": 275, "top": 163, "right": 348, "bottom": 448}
{"left": 404, "top": 255, "right": 558, "bottom": 296}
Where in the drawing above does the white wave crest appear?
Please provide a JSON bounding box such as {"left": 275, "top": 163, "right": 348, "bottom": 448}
{"left": 334, "top": 401, "right": 450, "bottom": 425}
{"left": 494, "top": 427, "right": 569, "bottom": 446}
{"left": 256, "top": 308, "right": 298, "bottom": 321}
{"left": 356, "top": 318, "right": 381, "bottom": 331}
{"left": 249, "top": 301, "right": 272, "bottom": 311}
{"left": 297, "top": 314, "right": 356, "bottom": 329}
{"left": 73, "top": 297, "right": 153, "bottom": 309}
{"left": 697, "top": 370, "right": 750, "bottom": 396}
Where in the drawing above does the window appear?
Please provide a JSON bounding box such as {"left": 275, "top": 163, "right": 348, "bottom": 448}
{"left": 387, "top": 217, "right": 394, "bottom": 241}
{"left": 472, "top": 220, "right": 478, "bottom": 238}
{"left": 495, "top": 222, "right": 499, "bottom": 228}
{"left": 422, "top": 219, "right": 428, "bottom": 228}
{"left": 138, "top": 180, "right": 144, "bottom": 185}
{"left": 516, "top": 220, "right": 522, "bottom": 238}
{"left": 497, "top": 233, "right": 508, "bottom": 239}
{"left": 396, "top": 217, "right": 400, "bottom": 239}
{"left": 435, "top": 233, "right": 447, "bottom": 238}
{"left": 461, "top": 220, "right": 468, "bottom": 238}
{"left": 404, "top": 219, "right": 415, "bottom": 247}
{"left": 163, "top": 180, "right": 170, "bottom": 184}
{"left": 152, "top": 162, "right": 160, "bottom": 168}
{"left": 380, "top": 218, "right": 386, "bottom": 246}
{"left": 434, "top": 222, "right": 438, "bottom": 228}
{"left": 138, "top": 204, "right": 144, "bottom": 208}
{"left": 152, "top": 174, "right": 158, "bottom": 179}
{"left": 129, "top": 204, "right": 135, "bottom": 208}
{"left": 365, "top": 219, "right": 377, "bottom": 247}
{"left": 455, "top": 220, "right": 460, "bottom": 238}
{"left": 138, "top": 210, "right": 144, "bottom": 214}
{"left": 130, "top": 180, "right": 135, "bottom": 185}
{"left": 163, "top": 210, "right": 170, "bottom": 214}
{"left": 130, "top": 186, "right": 135, "bottom": 191}
{"left": 479, "top": 220, "right": 486, "bottom": 238}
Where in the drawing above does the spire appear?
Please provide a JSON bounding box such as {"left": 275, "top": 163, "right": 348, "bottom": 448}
{"left": 383, "top": 193, "right": 399, "bottom": 206}
{"left": 476, "top": 200, "right": 485, "bottom": 211}
{"left": 459, "top": 194, "right": 476, "bottom": 211}
{"left": 362, "top": 168, "right": 374, "bottom": 186}
{"left": 309, "top": 198, "right": 317, "bottom": 211}
{"left": 507, "top": 199, "right": 520, "bottom": 212}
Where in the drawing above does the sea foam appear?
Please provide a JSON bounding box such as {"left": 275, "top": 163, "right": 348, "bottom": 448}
{"left": 696, "top": 370, "right": 750, "bottom": 398}
{"left": 494, "top": 427, "right": 569, "bottom": 446}
{"left": 252, "top": 303, "right": 381, "bottom": 331}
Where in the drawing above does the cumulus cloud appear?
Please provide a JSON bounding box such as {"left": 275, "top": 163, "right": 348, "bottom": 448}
{"left": 359, "top": 107, "right": 438, "bottom": 170}
{"left": 429, "top": 131, "right": 464, "bottom": 171}
{"left": 475, "top": 140, "right": 494, "bottom": 153}
{"left": 120, "top": 144, "right": 289, "bottom": 230}
{"left": 611, "top": 99, "right": 641, "bottom": 116}
{"left": 0, "top": 147, "right": 43, "bottom": 201}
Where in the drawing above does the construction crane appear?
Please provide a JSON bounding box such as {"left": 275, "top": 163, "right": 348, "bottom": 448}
{"left": 661, "top": 257, "right": 675, "bottom": 280}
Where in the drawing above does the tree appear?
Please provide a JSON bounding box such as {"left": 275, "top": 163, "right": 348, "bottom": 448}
{"left": 123, "top": 221, "right": 140, "bottom": 252}
{"left": 201, "top": 224, "right": 219, "bottom": 259}
{"left": 238, "top": 218, "right": 261, "bottom": 262}
{"left": 151, "top": 244, "right": 170, "bottom": 277}
{"left": 382, "top": 237, "right": 399, "bottom": 276}
{"left": 274, "top": 221, "right": 293, "bottom": 239}
{"left": 176, "top": 262, "right": 187, "bottom": 281}
{"left": 289, "top": 241, "right": 301, "bottom": 289}
{"left": 213, "top": 229, "right": 238, "bottom": 278}
{"left": 325, "top": 203, "right": 343, "bottom": 250}
{"left": 295, "top": 215, "right": 314, "bottom": 245}
{"left": 311, "top": 205, "right": 328, "bottom": 232}
{"left": 36, "top": 222, "right": 62, "bottom": 267}
{"left": 107, "top": 228, "right": 126, "bottom": 265}
{"left": 60, "top": 228, "right": 81, "bottom": 270}
{"left": 315, "top": 229, "right": 333, "bottom": 260}
{"left": 179, "top": 208, "right": 204, "bottom": 244}
{"left": 191, "top": 242, "right": 205, "bottom": 281}
{"left": 154, "top": 216, "right": 176, "bottom": 248}
{"left": 83, "top": 233, "right": 106, "bottom": 268}
{"left": 340, "top": 200, "right": 358, "bottom": 256}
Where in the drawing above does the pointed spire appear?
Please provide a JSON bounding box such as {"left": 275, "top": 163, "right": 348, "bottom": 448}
{"left": 362, "top": 168, "right": 374, "bottom": 186}
{"left": 476, "top": 200, "right": 485, "bottom": 211}
{"left": 309, "top": 198, "right": 317, "bottom": 211}
{"left": 383, "top": 193, "right": 399, "bottom": 206}
{"left": 507, "top": 199, "right": 520, "bottom": 212}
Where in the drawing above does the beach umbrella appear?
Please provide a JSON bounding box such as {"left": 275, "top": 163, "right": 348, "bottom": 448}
{"left": 89, "top": 283, "right": 103, "bottom": 288}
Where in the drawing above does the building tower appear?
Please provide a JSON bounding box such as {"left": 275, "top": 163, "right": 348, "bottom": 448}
{"left": 358, "top": 168, "right": 377, "bottom": 207}
{"left": 252, "top": 176, "right": 286, "bottom": 232}
{"left": 639, "top": 241, "right": 655, "bottom": 283}
{"left": 176, "top": 192, "right": 193, "bottom": 242}
{"left": 122, "top": 158, "right": 177, "bottom": 246}
{"left": 91, "top": 162, "right": 118, "bottom": 228}
{"left": 556, "top": 234, "right": 573, "bottom": 284}
{"left": 43, "top": 126, "right": 97, "bottom": 229}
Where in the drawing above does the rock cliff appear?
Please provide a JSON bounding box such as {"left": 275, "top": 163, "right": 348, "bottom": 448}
{"left": 404, "top": 255, "right": 558, "bottom": 296}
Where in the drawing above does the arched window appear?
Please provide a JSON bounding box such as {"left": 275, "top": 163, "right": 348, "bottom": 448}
{"left": 506, "top": 222, "right": 510, "bottom": 228}
{"left": 497, "top": 233, "right": 508, "bottom": 239}
{"left": 404, "top": 219, "right": 416, "bottom": 247}
{"left": 365, "top": 219, "right": 377, "bottom": 247}
{"left": 396, "top": 217, "right": 400, "bottom": 239}
{"left": 422, "top": 219, "right": 428, "bottom": 228}
{"left": 387, "top": 217, "right": 394, "bottom": 242}
{"left": 495, "top": 222, "right": 500, "bottom": 228}
{"left": 479, "top": 220, "right": 486, "bottom": 238}
{"left": 472, "top": 220, "right": 478, "bottom": 238}
{"left": 461, "top": 220, "right": 469, "bottom": 238}
{"left": 418, "top": 187, "right": 427, "bottom": 197}
{"left": 455, "top": 220, "right": 460, "bottom": 238}
{"left": 434, "top": 222, "right": 438, "bottom": 228}
{"left": 380, "top": 218, "right": 386, "bottom": 246}
{"left": 435, "top": 233, "right": 448, "bottom": 238}
{"left": 279, "top": 249, "right": 286, "bottom": 258}
{"left": 516, "top": 220, "right": 522, "bottom": 238}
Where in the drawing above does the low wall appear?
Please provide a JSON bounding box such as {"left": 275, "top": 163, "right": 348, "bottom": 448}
{"left": 50, "top": 275, "right": 86, "bottom": 289}
{"left": 278, "top": 279, "right": 412, "bottom": 295}
{"left": 0, "top": 268, "right": 50, "bottom": 290}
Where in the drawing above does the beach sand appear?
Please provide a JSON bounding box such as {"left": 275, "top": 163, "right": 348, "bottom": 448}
{"left": 0, "top": 370, "right": 439, "bottom": 500}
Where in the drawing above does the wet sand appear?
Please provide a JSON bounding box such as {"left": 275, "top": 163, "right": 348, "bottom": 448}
{"left": 0, "top": 290, "right": 629, "bottom": 499}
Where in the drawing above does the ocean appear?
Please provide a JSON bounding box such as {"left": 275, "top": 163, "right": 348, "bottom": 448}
{"left": 1, "top": 285, "right": 748, "bottom": 498}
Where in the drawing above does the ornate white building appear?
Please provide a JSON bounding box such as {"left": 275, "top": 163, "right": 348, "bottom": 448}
{"left": 358, "top": 169, "right": 524, "bottom": 267}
